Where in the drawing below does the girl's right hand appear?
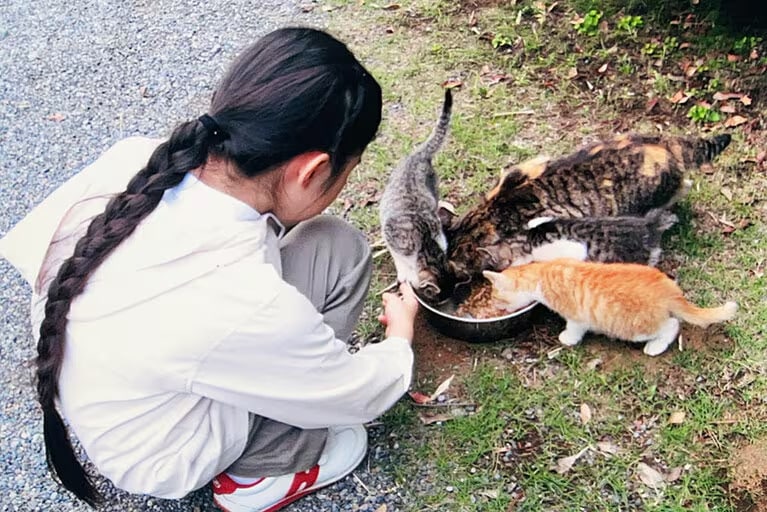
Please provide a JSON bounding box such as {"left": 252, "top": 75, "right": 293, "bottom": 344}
{"left": 378, "top": 282, "right": 419, "bottom": 343}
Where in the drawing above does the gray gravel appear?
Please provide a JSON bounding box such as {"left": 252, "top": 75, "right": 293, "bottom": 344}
{"left": 0, "top": 2, "right": 407, "bottom": 511}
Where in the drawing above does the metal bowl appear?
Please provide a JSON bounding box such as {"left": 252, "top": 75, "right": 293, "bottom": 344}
{"left": 414, "top": 291, "right": 539, "bottom": 343}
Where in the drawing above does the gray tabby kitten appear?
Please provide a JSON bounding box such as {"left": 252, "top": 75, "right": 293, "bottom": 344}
{"left": 520, "top": 209, "right": 679, "bottom": 267}
{"left": 379, "top": 89, "right": 453, "bottom": 300}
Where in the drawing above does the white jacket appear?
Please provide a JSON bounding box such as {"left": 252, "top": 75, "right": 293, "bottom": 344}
{"left": 0, "top": 137, "right": 413, "bottom": 499}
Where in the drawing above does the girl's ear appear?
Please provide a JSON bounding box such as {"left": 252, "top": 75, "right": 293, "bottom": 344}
{"left": 286, "top": 152, "right": 332, "bottom": 189}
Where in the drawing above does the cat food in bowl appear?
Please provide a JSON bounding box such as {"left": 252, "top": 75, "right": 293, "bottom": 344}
{"left": 415, "top": 281, "right": 538, "bottom": 343}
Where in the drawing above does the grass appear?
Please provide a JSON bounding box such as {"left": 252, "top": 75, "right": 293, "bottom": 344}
{"left": 323, "top": 0, "right": 767, "bottom": 509}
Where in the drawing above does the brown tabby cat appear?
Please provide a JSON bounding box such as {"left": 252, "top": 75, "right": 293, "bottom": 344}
{"left": 444, "top": 133, "right": 732, "bottom": 286}
{"left": 483, "top": 258, "right": 737, "bottom": 356}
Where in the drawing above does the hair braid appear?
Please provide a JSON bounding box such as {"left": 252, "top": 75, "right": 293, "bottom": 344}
{"left": 34, "top": 119, "right": 210, "bottom": 506}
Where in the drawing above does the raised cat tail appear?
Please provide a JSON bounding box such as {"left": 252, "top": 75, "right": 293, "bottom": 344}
{"left": 416, "top": 88, "right": 453, "bottom": 160}
{"left": 670, "top": 297, "right": 738, "bottom": 327}
{"left": 679, "top": 133, "right": 732, "bottom": 167}
{"left": 644, "top": 208, "right": 678, "bottom": 231}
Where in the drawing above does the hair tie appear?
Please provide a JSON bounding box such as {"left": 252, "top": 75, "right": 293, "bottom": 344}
{"left": 198, "top": 114, "right": 226, "bottom": 140}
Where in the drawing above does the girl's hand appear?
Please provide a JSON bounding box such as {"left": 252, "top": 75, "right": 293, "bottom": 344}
{"left": 378, "top": 282, "right": 419, "bottom": 343}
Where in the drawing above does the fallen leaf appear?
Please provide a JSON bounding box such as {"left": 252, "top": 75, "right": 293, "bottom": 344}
{"left": 724, "top": 115, "right": 748, "bottom": 128}
{"left": 418, "top": 412, "right": 455, "bottom": 425}
{"left": 741, "top": 95, "right": 752, "bottom": 106}
{"left": 586, "top": 357, "right": 603, "bottom": 370}
{"left": 580, "top": 403, "right": 592, "bottom": 425}
{"left": 666, "top": 466, "right": 683, "bottom": 482}
{"left": 596, "top": 441, "right": 620, "bottom": 455}
{"left": 597, "top": 63, "right": 608, "bottom": 74}
{"left": 46, "top": 112, "right": 66, "bottom": 122}
{"left": 478, "top": 489, "right": 499, "bottom": 499}
{"left": 684, "top": 65, "right": 698, "bottom": 77}
{"left": 669, "top": 411, "right": 686, "bottom": 424}
{"left": 408, "top": 391, "right": 432, "bottom": 404}
{"left": 442, "top": 79, "right": 463, "bottom": 89}
{"left": 645, "top": 97, "right": 659, "bottom": 113}
{"left": 679, "top": 42, "right": 693, "bottom": 49}
{"left": 554, "top": 447, "right": 590, "bottom": 474}
{"left": 750, "top": 48, "right": 760, "bottom": 60}
{"left": 720, "top": 105, "right": 737, "bottom": 114}
{"left": 381, "top": 3, "right": 400, "bottom": 10}
{"left": 566, "top": 67, "right": 578, "bottom": 79}
{"left": 637, "top": 462, "right": 666, "bottom": 489}
{"left": 430, "top": 374, "right": 454, "bottom": 401}
{"left": 669, "top": 90, "right": 691, "bottom": 104}
{"left": 727, "top": 54, "right": 742, "bottom": 62}
{"left": 300, "top": 4, "right": 314, "bottom": 12}
{"left": 720, "top": 187, "right": 733, "bottom": 201}
{"left": 139, "top": 85, "right": 149, "bottom": 97}
{"left": 713, "top": 92, "right": 743, "bottom": 101}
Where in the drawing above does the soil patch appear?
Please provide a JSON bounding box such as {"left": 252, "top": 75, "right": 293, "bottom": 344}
{"left": 731, "top": 438, "right": 767, "bottom": 512}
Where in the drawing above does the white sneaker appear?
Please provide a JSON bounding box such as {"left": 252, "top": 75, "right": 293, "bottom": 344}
{"left": 212, "top": 424, "right": 368, "bottom": 512}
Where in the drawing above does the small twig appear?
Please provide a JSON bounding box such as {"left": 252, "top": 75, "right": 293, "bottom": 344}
{"left": 352, "top": 472, "right": 372, "bottom": 494}
{"left": 492, "top": 109, "right": 536, "bottom": 117}
{"left": 370, "top": 238, "right": 387, "bottom": 249}
{"left": 373, "top": 248, "right": 389, "bottom": 260}
{"left": 410, "top": 401, "right": 477, "bottom": 409}
{"left": 377, "top": 281, "right": 399, "bottom": 295}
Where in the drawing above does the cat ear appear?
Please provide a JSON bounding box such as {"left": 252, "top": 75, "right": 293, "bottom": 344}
{"left": 437, "top": 200, "right": 457, "bottom": 229}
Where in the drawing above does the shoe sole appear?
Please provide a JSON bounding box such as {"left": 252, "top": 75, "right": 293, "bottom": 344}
{"left": 213, "top": 448, "right": 367, "bottom": 512}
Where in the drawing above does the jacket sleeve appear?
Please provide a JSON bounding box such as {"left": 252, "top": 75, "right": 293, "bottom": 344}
{"left": 188, "top": 279, "right": 414, "bottom": 429}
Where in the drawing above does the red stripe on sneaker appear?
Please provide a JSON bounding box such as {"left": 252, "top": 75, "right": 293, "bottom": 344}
{"left": 285, "top": 465, "right": 320, "bottom": 497}
{"left": 212, "top": 472, "right": 266, "bottom": 495}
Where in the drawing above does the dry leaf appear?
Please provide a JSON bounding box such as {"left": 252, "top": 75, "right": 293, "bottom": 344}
{"left": 720, "top": 105, "right": 737, "bottom": 114}
{"left": 580, "top": 403, "right": 592, "bottom": 425}
{"left": 430, "top": 374, "right": 454, "bottom": 401}
{"left": 645, "top": 97, "right": 659, "bottom": 113}
{"left": 442, "top": 79, "right": 463, "bottom": 89}
{"left": 381, "top": 3, "right": 400, "bottom": 9}
{"left": 567, "top": 67, "right": 578, "bottom": 79}
{"left": 727, "top": 54, "right": 742, "bottom": 62}
{"left": 724, "top": 115, "right": 748, "bottom": 128}
{"left": 666, "top": 466, "right": 683, "bottom": 482}
{"left": 597, "top": 63, "right": 608, "bottom": 74}
{"left": 419, "top": 412, "right": 455, "bottom": 425}
{"left": 408, "top": 391, "right": 432, "bottom": 404}
{"left": 375, "top": 505, "right": 388, "bottom": 512}
{"left": 679, "top": 42, "right": 693, "bottom": 49}
{"left": 750, "top": 48, "right": 760, "bottom": 60}
{"left": 554, "top": 447, "right": 590, "bottom": 474}
{"left": 479, "top": 489, "right": 499, "bottom": 499}
{"left": 46, "top": 112, "right": 66, "bottom": 122}
{"left": 713, "top": 92, "right": 743, "bottom": 101}
{"left": 741, "top": 95, "right": 752, "bottom": 106}
{"left": 586, "top": 357, "right": 603, "bottom": 370}
{"left": 596, "top": 441, "right": 620, "bottom": 455}
{"left": 669, "top": 411, "right": 686, "bottom": 424}
{"left": 637, "top": 462, "right": 666, "bottom": 488}
{"left": 669, "top": 90, "right": 690, "bottom": 104}
{"left": 720, "top": 187, "right": 733, "bottom": 201}
{"left": 139, "top": 85, "right": 149, "bottom": 97}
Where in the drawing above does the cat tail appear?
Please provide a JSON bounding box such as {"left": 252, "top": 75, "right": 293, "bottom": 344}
{"left": 416, "top": 88, "right": 453, "bottom": 160}
{"left": 670, "top": 298, "right": 738, "bottom": 327}
{"left": 644, "top": 208, "right": 678, "bottom": 231}
{"left": 677, "top": 133, "right": 732, "bottom": 167}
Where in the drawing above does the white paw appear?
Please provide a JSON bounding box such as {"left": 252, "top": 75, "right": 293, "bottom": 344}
{"left": 558, "top": 330, "right": 582, "bottom": 347}
{"left": 643, "top": 339, "right": 671, "bottom": 356}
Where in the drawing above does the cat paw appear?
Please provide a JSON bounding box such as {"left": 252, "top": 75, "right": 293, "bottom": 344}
{"left": 558, "top": 330, "right": 582, "bottom": 346}
{"left": 643, "top": 339, "right": 671, "bottom": 356}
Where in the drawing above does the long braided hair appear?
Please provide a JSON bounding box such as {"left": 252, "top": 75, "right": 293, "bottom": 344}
{"left": 35, "top": 27, "right": 382, "bottom": 506}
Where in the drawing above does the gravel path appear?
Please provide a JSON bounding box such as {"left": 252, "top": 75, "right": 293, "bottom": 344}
{"left": 0, "top": 2, "right": 406, "bottom": 511}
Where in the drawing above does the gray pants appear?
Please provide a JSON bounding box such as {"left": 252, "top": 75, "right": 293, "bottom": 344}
{"left": 225, "top": 216, "right": 372, "bottom": 478}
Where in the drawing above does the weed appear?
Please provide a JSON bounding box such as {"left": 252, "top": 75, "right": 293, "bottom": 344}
{"left": 574, "top": 9, "right": 603, "bottom": 37}
{"left": 687, "top": 104, "right": 722, "bottom": 124}
{"left": 616, "top": 14, "right": 644, "bottom": 37}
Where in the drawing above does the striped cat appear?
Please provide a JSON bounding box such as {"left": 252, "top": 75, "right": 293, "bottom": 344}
{"left": 444, "top": 133, "right": 732, "bottom": 286}
{"left": 379, "top": 89, "right": 453, "bottom": 300}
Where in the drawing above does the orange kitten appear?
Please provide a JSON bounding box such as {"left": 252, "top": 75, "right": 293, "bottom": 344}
{"left": 482, "top": 258, "right": 737, "bottom": 356}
